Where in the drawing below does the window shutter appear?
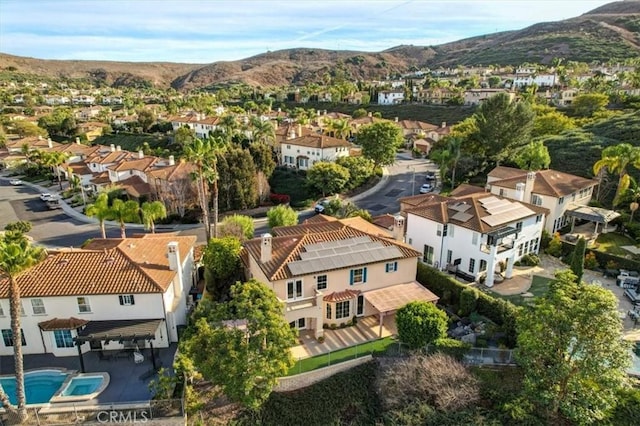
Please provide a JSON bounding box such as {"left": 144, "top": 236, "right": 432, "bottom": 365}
{"left": 394, "top": 262, "right": 398, "bottom": 271}
{"left": 119, "top": 295, "right": 123, "bottom": 305}
{"left": 363, "top": 267, "right": 368, "bottom": 283}
{"left": 349, "top": 270, "right": 354, "bottom": 285}
{"left": 130, "top": 295, "right": 135, "bottom": 305}
{"left": 385, "top": 263, "right": 389, "bottom": 273}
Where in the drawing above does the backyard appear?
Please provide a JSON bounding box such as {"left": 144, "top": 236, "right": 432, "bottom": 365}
{"left": 595, "top": 232, "right": 640, "bottom": 258}
{"left": 494, "top": 275, "right": 553, "bottom": 306}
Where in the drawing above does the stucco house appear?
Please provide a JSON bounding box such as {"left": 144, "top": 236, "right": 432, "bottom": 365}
{"left": 378, "top": 90, "right": 404, "bottom": 105}
{"left": 0, "top": 234, "right": 197, "bottom": 358}
{"left": 486, "top": 166, "right": 599, "bottom": 234}
{"left": 401, "top": 191, "right": 548, "bottom": 287}
{"left": 241, "top": 218, "right": 438, "bottom": 339}
{"left": 281, "top": 134, "right": 352, "bottom": 170}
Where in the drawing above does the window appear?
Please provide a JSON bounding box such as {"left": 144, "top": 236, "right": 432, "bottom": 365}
{"left": 289, "top": 318, "right": 306, "bottom": 329}
{"left": 558, "top": 197, "right": 564, "bottom": 205}
{"left": 119, "top": 295, "right": 135, "bottom": 306}
{"left": 385, "top": 262, "right": 398, "bottom": 273}
{"left": 516, "top": 222, "right": 523, "bottom": 232}
{"left": 357, "top": 295, "right": 365, "bottom": 316}
{"left": 536, "top": 215, "right": 542, "bottom": 223}
{"left": 531, "top": 194, "right": 543, "bottom": 206}
{"left": 423, "top": 245, "right": 434, "bottom": 265}
{"left": 31, "top": 299, "right": 46, "bottom": 315}
{"left": 54, "top": 330, "right": 74, "bottom": 348}
{"left": 472, "top": 233, "right": 478, "bottom": 245}
{"left": 0, "top": 303, "right": 4, "bottom": 316}
{"left": 326, "top": 304, "right": 332, "bottom": 320}
{"left": 499, "top": 188, "right": 506, "bottom": 197}
{"left": 479, "top": 259, "right": 487, "bottom": 272}
{"left": 316, "top": 275, "right": 327, "bottom": 290}
{"left": 77, "top": 297, "right": 91, "bottom": 313}
{"left": 335, "top": 301, "right": 350, "bottom": 319}
{"left": 469, "top": 258, "right": 476, "bottom": 273}
{"left": 287, "top": 280, "right": 303, "bottom": 300}
{"left": 533, "top": 238, "right": 540, "bottom": 252}
{"left": 518, "top": 244, "right": 523, "bottom": 256}
{"left": 350, "top": 268, "right": 367, "bottom": 285}
{"left": 446, "top": 250, "right": 452, "bottom": 265}
{"left": 436, "top": 225, "right": 442, "bottom": 237}
{"left": 2, "top": 329, "right": 26, "bottom": 347}
{"left": 443, "top": 224, "right": 448, "bottom": 237}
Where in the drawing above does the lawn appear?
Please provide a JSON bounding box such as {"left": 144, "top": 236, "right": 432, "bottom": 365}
{"left": 495, "top": 275, "right": 553, "bottom": 306}
{"left": 595, "top": 232, "right": 639, "bottom": 257}
{"left": 287, "top": 336, "right": 398, "bottom": 376}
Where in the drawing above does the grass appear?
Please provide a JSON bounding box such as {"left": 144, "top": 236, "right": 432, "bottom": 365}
{"left": 595, "top": 232, "right": 639, "bottom": 257}
{"left": 92, "top": 132, "right": 173, "bottom": 153}
{"left": 494, "top": 275, "right": 553, "bottom": 306}
{"left": 287, "top": 336, "right": 398, "bottom": 376}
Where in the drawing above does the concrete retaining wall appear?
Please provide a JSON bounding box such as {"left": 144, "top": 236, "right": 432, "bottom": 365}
{"left": 275, "top": 355, "right": 373, "bottom": 392}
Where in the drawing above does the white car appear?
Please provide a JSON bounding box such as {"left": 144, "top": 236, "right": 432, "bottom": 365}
{"left": 9, "top": 179, "right": 22, "bottom": 185}
{"left": 419, "top": 183, "right": 434, "bottom": 194}
{"left": 39, "top": 193, "right": 53, "bottom": 201}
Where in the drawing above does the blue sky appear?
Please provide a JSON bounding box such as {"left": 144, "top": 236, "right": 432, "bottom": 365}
{"left": 0, "top": 0, "right": 613, "bottom": 64}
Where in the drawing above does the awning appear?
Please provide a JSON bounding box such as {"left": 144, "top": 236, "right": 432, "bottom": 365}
{"left": 364, "top": 282, "right": 439, "bottom": 314}
{"left": 488, "top": 226, "right": 518, "bottom": 240}
{"left": 323, "top": 289, "right": 361, "bottom": 303}
{"left": 565, "top": 204, "right": 621, "bottom": 224}
{"left": 74, "top": 319, "right": 162, "bottom": 343}
{"left": 39, "top": 317, "right": 88, "bottom": 331}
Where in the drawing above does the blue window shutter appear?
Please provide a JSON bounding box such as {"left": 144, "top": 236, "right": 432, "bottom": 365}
{"left": 130, "top": 295, "right": 135, "bottom": 305}
{"left": 350, "top": 270, "right": 354, "bottom": 285}
{"left": 118, "top": 295, "right": 123, "bottom": 305}
{"left": 385, "top": 263, "right": 389, "bottom": 273}
{"left": 394, "top": 262, "right": 398, "bottom": 271}
{"left": 363, "top": 267, "right": 367, "bottom": 283}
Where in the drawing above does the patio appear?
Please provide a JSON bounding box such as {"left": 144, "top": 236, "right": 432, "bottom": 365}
{"left": 0, "top": 344, "right": 178, "bottom": 405}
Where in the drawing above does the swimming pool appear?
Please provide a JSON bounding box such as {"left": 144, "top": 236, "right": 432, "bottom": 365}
{"left": 0, "top": 369, "right": 68, "bottom": 405}
{"left": 61, "top": 376, "right": 104, "bottom": 396}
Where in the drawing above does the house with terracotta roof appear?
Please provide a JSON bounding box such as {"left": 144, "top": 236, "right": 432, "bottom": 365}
{"left": 0, "top": 234, "right": 197, "bottom": 358}
{"left": 486, "top": 166, "right": 599, "bottom": 233}
{"left": 401, "top": 191, "right": 548, "bottom": 287}
{"left": 281, "top": 134, "right": 352, "bottom": 170}
{"left": 241, "top": 218, "right": 438, "bottom": 339}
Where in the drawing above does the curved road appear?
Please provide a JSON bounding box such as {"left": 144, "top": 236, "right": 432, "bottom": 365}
{"left": 0, "top": 154, "right": 437, "bottom": 247}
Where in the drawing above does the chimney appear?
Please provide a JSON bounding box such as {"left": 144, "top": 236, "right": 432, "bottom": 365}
{"left": 167, "top": 241, "right": 180, "bottom": 271}
{"left": 297, "top": 124, "right": 302, "bottom": 137}
{"left": 393, "top": 215, "right": 405, "bottom": 242}
{"left": 47, "top": 138, "right": 53, "bottom": 148}
{"left": 441, "top": 122, "right": 446, "bottom": 128}
{"left": 75, "top": 137, "right": 81, "bottom": 144}
{"left": 515, "top": 182, "right": 525, "bottom": 202}
{"left": 110, "top": 144, "right": 115, "bottom": 152}
{"left": 394, "top": 117, "right": 399, "bottom": 122}
{"left": 323, "top": 110, "right": 327, "bottom": 115}
{"left": 277, "top": 107, "right": 282, "bottom": 113}
{"left": 138, "top": 150, "right": 144, "bottom": 159}
{"left": 368, "top": 111, "right": 372, "bottom": 118}
{"left": 274, "top": 120, "right": 278, "bottom": 130}
{"left": 288, "top": 129, "right": 296, "bottom": 140}
{"left": 260, "top": 233, "right": 272, "bottom": 263}
{"left": 524, "top": 171, "right": 536, "bottom": 203}
{"left": 38, "top": 135, "right": 42, "bottom": 140}
{"left": 169, "top": 155, "right": 175, "bottom": 166}
{"left": 116, "top": 145, "right": 122, "bottom": 151}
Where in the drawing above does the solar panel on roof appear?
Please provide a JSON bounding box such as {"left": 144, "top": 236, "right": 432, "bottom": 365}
{"left": 451, "top": 211, "right": 473, "bottom": 222}
{"left": 450, "top": 202, "right": 472, "bottom": 213}
{"left": 288, "top": 246, "right": 403, "bottom": 276}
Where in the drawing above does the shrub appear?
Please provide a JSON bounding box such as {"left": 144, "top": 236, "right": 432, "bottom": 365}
{"left": 519, "top": 253, "right": 540, "bottom": 266}
{"left": 317, "top": 336, "right": 325, "bottom": 343}
{"left": 269, "top": 193, "right": 291, "bottom": 205}
{"left": 540, "top": 229, "right": 552, "bottom": 250}
{"left": 396, "top": 301, "right": 448, "bottom": 349}
{"left": 459, "top": 288, "right": 479, "bottom": 317}
{"left": 584, "top": 251, "right": 599, "bottom": 270}
{"left": 432, "top": 338, "right": 471, "bottom": 361}
{"left": 546, "top": 232, "right": 563, "bottom": 257}
{"left": 330, "top": 323, "right": 337, "bottom": 330}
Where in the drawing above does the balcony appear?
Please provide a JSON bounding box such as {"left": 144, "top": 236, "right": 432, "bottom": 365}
{"left": 480, "top": 241, "right": 515, "bottom": 254}
{"left": 284, "top": 296, "right": 317, "bottom": 313}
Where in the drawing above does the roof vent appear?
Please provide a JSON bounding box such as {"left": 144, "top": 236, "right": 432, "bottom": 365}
{"left": 104, "top": 257, "right": 115, "bottom": 263}
{"left": 57, "top": 258, "right": 69, "bottom": 265}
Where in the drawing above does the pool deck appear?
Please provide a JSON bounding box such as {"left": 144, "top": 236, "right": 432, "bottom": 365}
{"left": 0, "top": 344, "right": 178, "bottom": 405}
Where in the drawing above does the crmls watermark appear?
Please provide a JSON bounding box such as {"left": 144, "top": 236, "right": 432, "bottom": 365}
{"left": 96, "top": 410, "right": 150, "bottom": 423}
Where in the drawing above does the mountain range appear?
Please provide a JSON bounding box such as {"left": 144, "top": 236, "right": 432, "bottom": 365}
{"left": 1, "top": 1, "right": 638, "bottom": 91}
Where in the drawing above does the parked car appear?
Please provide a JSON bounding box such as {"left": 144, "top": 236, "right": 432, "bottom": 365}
{"left": 314, "top": 198, "right": 331, "bottom": 214}
{"left": 425, "top": 171, "right": 436, "bottom": 181}
{"left": 46, "top": 197, "right": 62, "bottom": 209}
{"left": 39, "top": 193, "right": 53, "bottom": 201}
{"left": 9, "top": 179, "right": 22, "bottom": 185}
{"left": 419, "top": 183, "right": 434, "bottom": 194}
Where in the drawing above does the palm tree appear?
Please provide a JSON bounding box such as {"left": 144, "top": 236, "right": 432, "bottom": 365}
{"left": 39, "top": 151, "right": 69, "bottom": 190}
{"left": 250, "top": 117, "right": 275, "bottom": 146}
{"left": 593, "top": 143, "right": 640, "bottom": 206}
{"left": 110, "top": 199, "right": 140, "bottom": 238}
{"left": 446, "top": 137, "right": 463, "bottom": 189}
{"left": 218, "top": 114, "right": 239, "bottom": 143}
{"left": 0, "top": 230, "right": 45, "bottom": 422}
{"left": 140, "top": 200, "right": 167, "bottom": 234}
{"left": 324, "top": 118, "right": 351, "bottom": 140}
{"left": 86, "top": 193, "right": 111, "bottom": 239}
{"left": 184, "top": 137, "right": 222, "bottom": 240}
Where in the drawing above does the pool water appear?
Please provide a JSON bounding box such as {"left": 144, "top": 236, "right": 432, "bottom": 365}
{"left": 61, "top": 376, "right": 103, "bottom": 396}
{"left": 0, "top": 370, "right": 68, "bottom": 405}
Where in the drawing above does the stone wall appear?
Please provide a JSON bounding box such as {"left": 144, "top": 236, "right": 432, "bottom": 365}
{"left": 275, "top": 355, "right": 373, "bottom": 392}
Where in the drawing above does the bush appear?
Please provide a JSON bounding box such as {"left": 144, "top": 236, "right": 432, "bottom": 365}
{"left": 584, "top": 251, "right": 599, "bottom": 270}
{"left": 432, "top": 338, "right": 471, "bottom": 361}
{"left": 459, "top": 288, "right": 479, "bottom": 317}
{"left": 546, "top": 232, "right": 563, "bottom": 257}
{"left": 269, "top": 193, "right": 290, "bottom": 205}
{"left": 519, "top": 253, "right": 540, "bottom": 267}
{"left": 397, "top": 301, "right": 448, "bottom": 349}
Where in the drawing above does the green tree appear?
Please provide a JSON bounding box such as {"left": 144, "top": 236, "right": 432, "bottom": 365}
{"left": 306, "top": 162, "right": 350, "bottom": 197}
{"left": 357, "top": 121, "right": 403, "bottom": 168}
{"left": 86, "top": 193, "right": 111, "bottom": 239}
{"left": 267, "top": 205, "right": 298, "bottom": 229}
{"left": 4, "top": 221, "right": 32, "bottom": 234}
{"left": 352, "top": 108, "right": 368, "bottom": 119}
{"left": 593, "top": 143, "right": 640, "bottom": 206}
{"left": 569, "top": 237, "right": 586, "bottom": 283}
{"left": 459, "top": 288, "right": 479, "bottom": 317}
{"left": 396, "top": 301, "right": 448, "bottom": 349}
{"left": 0, "top": 230, "right": 45, "bottom": 422}
{"left": 572, "top": 93, "right": 609, "bottom": 118}
{"left": 109, "top": 199, "right": 140, "bottom": 238}
{"left": 216, "top": 146, "right": 259, "bottom": 211}
{"left": 516, "top": 270, "right": 630, "bottom": 424}
{"left": 514, "top": 141, "right": 551, "bottom": 171}
{"left": 140, "top": 200, "right": 167, "bottom": 234}
{"left": 40, "top": 151, "right": 69, "bottom": 190}
{"left": 250, "top": 117, "right": 276, "bottom": 146}
{"left": 136, "top": 109, "right": 156, "bottom": 133}
{"left": 531, "top": 104, "right": 575, "bottom": 137}
{"left": 174, "top": 126, "right": 196, "bottom": 147}
{"left": 181, "top": 280, "right": 296, "bottom": 409}
{"left": 466, "top": 93, "right": 534, "bottom": 168}
{"left": 12, "top": 121, "right": 47, "bottom": 138}
{"left": 336, "top": 156, "right": 375, "bottom": 190}
{"left": 220, "top": 214, "right": 255, "bottom": 241}
{"left": 203, "top": 237, "right": 242, "bottom": 301}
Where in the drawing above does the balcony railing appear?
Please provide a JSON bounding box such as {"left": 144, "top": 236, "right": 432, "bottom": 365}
{"left": 480, "top": 241, "right": 515, "bottom": 254}
{"left": 285, "top": 296, "right": 317, "bottom": 312}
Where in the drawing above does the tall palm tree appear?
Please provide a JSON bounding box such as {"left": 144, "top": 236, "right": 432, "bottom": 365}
{"left": 447, "top": 137, "right": 463, "bottom": 189}
{"left": 218, "top": 114, "right": 239, "bottom": 143}
{"left": 110, "top": 199, "right": 140, "bottom": 238}
{"left": 184, "top": 137, "right": 220, "bottom": 240}
{"left": 250, "top": 117, "right": 275, "bottom": 146}
{"left": 0, "top": 230, "right": 45, "bottom": 422}
{"left": 593, "top": 143, "right": 640, "bottom": 206}
{"left": 86, "top": 193, "right": 111, "bottom": 239}
{"left": 140, "top": 200, "right": 167, "bottom": 234}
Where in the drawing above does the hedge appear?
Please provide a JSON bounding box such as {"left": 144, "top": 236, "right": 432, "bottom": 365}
{"left": 560, "top": 241, "right": 640, "bottom": 271}
{"left": 416, "top": 263, "right": 520, "bottom": 347}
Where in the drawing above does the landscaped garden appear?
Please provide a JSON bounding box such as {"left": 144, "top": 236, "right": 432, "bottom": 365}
{"left": 495, "top": 275, "right": 553, "bottom": 306}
